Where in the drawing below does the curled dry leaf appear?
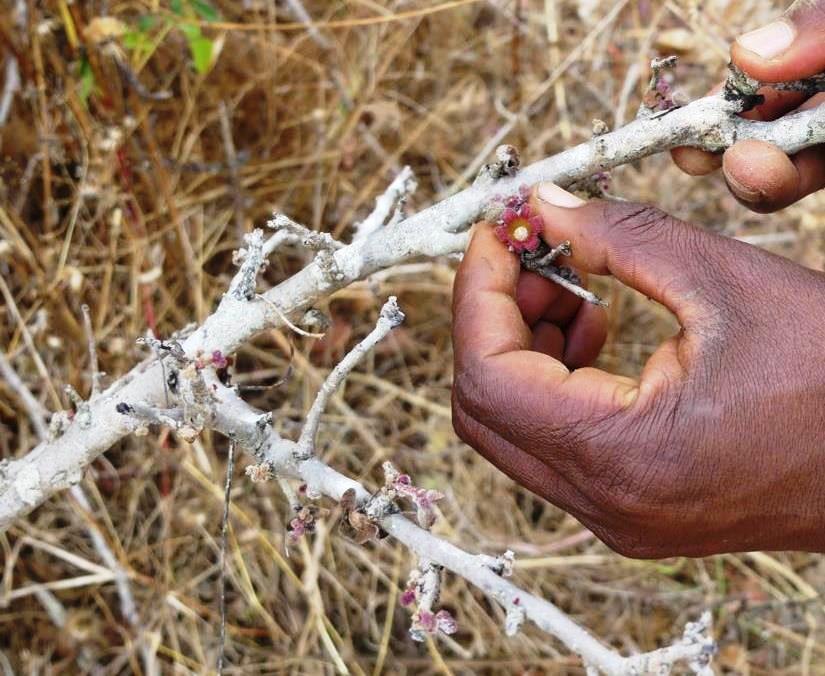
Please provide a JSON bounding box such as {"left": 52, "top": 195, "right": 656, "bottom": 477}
{"left": 338, "top": 488, "right": 381, "bottom": 545}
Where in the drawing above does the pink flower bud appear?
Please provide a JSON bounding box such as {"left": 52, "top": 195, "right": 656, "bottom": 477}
{"left": 435, "top": 610, "right": 457, "bottom": 635}
{"left": 416, "top": 610, "right": 435, "bottom": 632}
{"left": 400, "top": 589, "right": 417, "bottom": 607}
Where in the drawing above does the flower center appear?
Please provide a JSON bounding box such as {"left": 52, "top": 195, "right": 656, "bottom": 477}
{"left": 511, "top": 222, "right": 530, "bottom": 241}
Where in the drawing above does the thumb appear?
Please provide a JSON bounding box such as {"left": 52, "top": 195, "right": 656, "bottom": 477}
{"left": 531, "top": 183, "right": 737, "bottom": 328}
{"left": 732, "top": 0, "right": 825, "bottom": 82}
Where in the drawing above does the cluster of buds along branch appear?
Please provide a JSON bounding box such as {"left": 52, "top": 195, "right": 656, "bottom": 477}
{"left": 287, "top": 504, "right": 323, "bottom": 544}
{"left": 194, "top": 349, "right": 230, "bottom": 371}
{"left": 640, "top": 55, "right": 682, "bottom": 115}
{"left": 400, "top": 562, "right": 457, "bottom": 642}
{"left": 380, "top": 461, "right": 444, "bottom": 529}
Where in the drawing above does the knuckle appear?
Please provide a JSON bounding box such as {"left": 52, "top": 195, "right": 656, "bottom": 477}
{"left": 601, "top": 202, "right": 674, "bottom": 245}
{"left": 451, "top": 364, "right": 486, "bottom": 416}
{"left": 788, "top": 0, "right": 825, "bottom": 27}
{"left": 591, "top": 527, "right": 664, "bottom": 559}
{"left": 450, "top": 394, "right": 473, "bottom": 444}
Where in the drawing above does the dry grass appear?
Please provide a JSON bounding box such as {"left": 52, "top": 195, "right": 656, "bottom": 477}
{"left": 1, "top": 0, "right": 825, "bottom": 674}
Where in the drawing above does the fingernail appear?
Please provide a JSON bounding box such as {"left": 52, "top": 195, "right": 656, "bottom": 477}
{"left": 736, "top": 20, "right": 795, "bottom": 60}
{"left": 536, "top": 182, "right": 586, "bottom": 208}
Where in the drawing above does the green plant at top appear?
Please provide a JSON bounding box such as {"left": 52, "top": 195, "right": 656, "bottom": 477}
{"left": 123, "top": 0, "right": 221, "bottom": 75}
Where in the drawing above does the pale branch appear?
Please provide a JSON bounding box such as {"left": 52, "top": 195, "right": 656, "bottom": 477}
{"left": 202, "top": 380, "right": 714, "bottom": 675}
{"left": 295, "top": 297, "right": 405, "bottom": 458}
{"left": 0, "top": 55, "right": 20, "bottom": 127}
{"left": 521, "top": 248, "right": 608, "bottom": 307}
{"left": 1, "top": 69, "right": 823, "bottom": 535}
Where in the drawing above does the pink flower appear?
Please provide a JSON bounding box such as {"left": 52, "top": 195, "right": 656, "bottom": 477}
{"left": 400, "top": 589, "right": 417, "bottom": 607}
{"left": 411, "top": 609, "right": 457, "bottom": 637}
{"left": 393, "top": 480, "right": 444, "bottom": 529}
{"left": 495, "top": 204, "right": 543, "bottom": 253}
{"left": 416, "top": 610, "right": 435, "bottom": 632}
{"left": 211, "top": 350, "right": 229, "bottom": 369}
{"left": 288, "top": 517, "right": 306, "bottom": 543}
{"left": 435, "top": 610, "right": 457, "bottom": 635}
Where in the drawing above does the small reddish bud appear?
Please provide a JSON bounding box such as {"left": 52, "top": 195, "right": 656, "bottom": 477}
{"left": 400, "top": 589, "right": 417, "bottom": 607}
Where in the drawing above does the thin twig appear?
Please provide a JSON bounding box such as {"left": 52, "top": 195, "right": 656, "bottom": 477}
{"left": 255, "top": 295, "right": 326, "bottom": 339}
{"left": 353, "top": 166, "right": 417, "bottom": 241}
{"left": 0, "top": 55, "right": 21, "bottom": 126}
{"left": 295, "top": 297, "right": 405, "bottom": 457}
{"left": 217, "top": 440, "right": 236, "bottom": 675}
{"left": 219, "top": 101, "right": 245, "bottom": 234}
{"left": 0, "top": 351, "right": 49, "bottom": 440}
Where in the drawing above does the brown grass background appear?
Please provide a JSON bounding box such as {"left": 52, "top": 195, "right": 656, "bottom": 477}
{"left": 1, "top": 0, "right": 825, "bottom": 673}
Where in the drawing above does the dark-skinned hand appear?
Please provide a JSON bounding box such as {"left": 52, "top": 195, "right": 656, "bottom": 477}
{"left": 672, "top": 0, "right": 825, "bottom": 211}
{"left": 451, "top": 183, "right": 825, "bottom": 558}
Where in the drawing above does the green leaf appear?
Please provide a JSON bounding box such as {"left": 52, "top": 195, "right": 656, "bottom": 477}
{"left": 178, "top": 21, "right": 201, "bottom": 40}
{"left": 78, "top": 56, "right": 95, "bottom": 104}
{"left": 192, "top": 0, "right": 220, "bottom": 22}
{"left": 170, "top": 0, "right": 184, "bottom": 16}
{"left": 137, "top": 14, "right": 156, "bottom": 32}
{"left": 188, "top": 34, "right": 213, "bottom": 74}
{"left": 123, "top": 30, "right": 147, "bottom": 50}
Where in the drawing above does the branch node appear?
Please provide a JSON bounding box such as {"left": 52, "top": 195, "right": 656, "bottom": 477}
{"left": 245, "top": 461, "right": 273, "bottom": 483}
{"left": 314, "top": 248, "right": 345, "bottom": 284}
{"left": 591, "top": 119, "right": 609, "bottom": 136}
{"left": 47, "top": 411, "right": 72, "bottom": 441}
{"left": 639, "top": 55, "right": 680, "bottom": 117}
{"left": 478, "top": 549, "right": 515, "bottom": 577}
{"left": 723, "top": 63, "right": 764, "bottom": 113}
{"left": 475, "top": 144, "right": 521, "bottom": 187}
{"left": 375, "top": 461, "right": 443, "bottom": 529}
{"left": 64, "top": 385, "right": 92, "bottom": 429}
